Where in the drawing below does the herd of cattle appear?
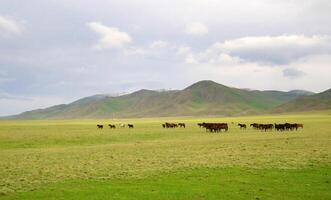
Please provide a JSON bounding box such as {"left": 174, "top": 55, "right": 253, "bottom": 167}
{"left": 96, "top": 122, "right": 303, "bottom": 132}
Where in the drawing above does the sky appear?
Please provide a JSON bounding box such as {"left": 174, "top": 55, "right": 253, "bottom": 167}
{"left": 0, "top": 0, "right": 331, "bottom": 116}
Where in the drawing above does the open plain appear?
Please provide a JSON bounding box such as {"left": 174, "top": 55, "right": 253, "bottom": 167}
{"left": 0, "top": 112, "right": 330, "bottom": 199}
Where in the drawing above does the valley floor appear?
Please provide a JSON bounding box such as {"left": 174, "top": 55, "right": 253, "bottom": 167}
{"left": 0, "top": 112, "right": 331, "bottom": 199}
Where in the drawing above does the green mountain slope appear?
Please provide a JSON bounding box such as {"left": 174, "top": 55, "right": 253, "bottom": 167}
{"left": 272, "top": 88, "right": 331, "bottom": 113}
{"left": 11, "top": 80, "right": 314, "bottom": 119}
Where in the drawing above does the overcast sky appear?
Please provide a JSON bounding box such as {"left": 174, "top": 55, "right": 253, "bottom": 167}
{"left": 0, "top": 0, "right": 331, "bottom": 116}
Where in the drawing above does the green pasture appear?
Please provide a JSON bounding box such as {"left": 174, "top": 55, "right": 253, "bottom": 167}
{"left": 0, "top": 112, "right": 330, "bottom": 199}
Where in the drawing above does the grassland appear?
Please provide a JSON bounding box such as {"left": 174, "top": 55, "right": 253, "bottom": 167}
{"left": 0, "top": 112, "right": 331, "bottom": 199}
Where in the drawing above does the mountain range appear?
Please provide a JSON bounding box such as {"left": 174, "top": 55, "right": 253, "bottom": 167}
{"left": 7, "top": 80, "right": 330, "bottom": 119}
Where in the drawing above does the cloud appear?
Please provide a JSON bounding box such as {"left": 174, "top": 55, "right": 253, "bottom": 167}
{"left": 0, "top": 70, "right": 15, "bottom": 84}
{"left": 125, "top": 40, "right": 173, "bottom": 57}
{"left": 184, "top": 22, "right": 208, "bottom": 36}
{"left": 176, "top": 46, "right": 201, "bottom": 64}
{"left": 0, "top": 15, "right": 23, "bottom": 37}
{"left": 1, "top": 0, "right": 331, "bottom": 115}
{"left": 176, "top": 46, "right": 192, "bottom": 56}
{"left": 208, "top": 35, "right": 331, "bottom": 65}
{"left": 282, "top": 68, "right": 306, "bottom": 78}
{"left": 176, "top": 44, "right": 244, "bottom": 66}
{"left": 87, "top": 22, "right": 132, "bottom": 49}
{"left": 150, "top": 40, "right": 168, "bottom": 48}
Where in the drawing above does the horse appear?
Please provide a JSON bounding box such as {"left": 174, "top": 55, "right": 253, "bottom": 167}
{"left": 250, "top": 123, "right": 259, "bottom": 129}
{"left": 97, "top": 124, "right": 103, "bottom": 129}
{"left": 237, "top": 123, "right": 247, "bottom": 129}
{"left": 203, "top": 123, "right": 228, "bottom": 132}
{"left": 178, "top": 123, "right": 186, "bottom": 128}
{"left": 108, "top": 124, "right": 116, "bottom": 129}
{"left": 260, "top": 124, "right": 273, "bottom": 132}
{"left": 297, "top": 124, "right": 304, "bottom": 129}
{"left": 128, "top": 124, "right": 134, "bottom": 128}
{"left": 120, "top": 123, "right": 125, "bottom": 128}
{"left": 197, "top": 123, "right": 204, "bottom": 128}
{"left": 274, "top": 124, "right": 285, "bottom": 131}
{"left": 165, "top": 122, "right": 177, "bottom": 128}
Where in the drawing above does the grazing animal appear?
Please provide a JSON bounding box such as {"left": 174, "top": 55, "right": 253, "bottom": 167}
{"left": 178, "top": 123, "right": 186, "bottom": 128}
{"left": 297, "top": 124, "right": 304, "bottom": 129}
{"left": 203, "top": 123, "right": 228, "bottom": 132}
{"left": 97, "top": 124, "right": 103, "bottom": 129}
{"left": 108, "top": 124, "right": 116, "bottom": 129}
{"left": 275, "top": 124, "right": 285, "bottom": 131}
{"left": 250, "top": 123, "right": 273, "bottom": 131}
{"left": 162, "top": 124, "right": 166, "bottom": 128}
{"left": 197, "top": 123, "right": 204, "bottom": 128}
{"left": 238, "top": 123, "right": 247, "bottom": 129}
{"left": 275, "top": 123, "right": 303, "bottom": 131}
{"left": 128, "top": 124, "right": 134, "bottom": 128}
{"left": 250, "top": 123, "right": 259, "bottom": 129}
{"left": 259, "top": 124, "right": 273, "bottom": 132}
{"left": 120, "top": 124, "right": 125, "bottom": 128}
{"left": 165, "top": 122, "right": 177, "bottom": 128}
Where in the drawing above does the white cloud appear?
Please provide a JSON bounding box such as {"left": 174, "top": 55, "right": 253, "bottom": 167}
{"left": 282, "top": 68, "right": 306, "bottom": 79}
{"left": 184, "top": 22, "right": 208, "bottom": 36}
{"left": 185, "top": 54, "right": 331, "bottom": 92}
{"left": 185, "top": 54, "right": 198, "bottom": 64}
{"left": 0, "top": 15, "right": 23, "bottom": 37}
{"left": 125, "top": 41, "right": 174, "bottom": 57}
{"left": 176, "top": 46, "right": 192, "bottom": 56}
{"left": 150, "top": 40, "right": 168, "bottom": 48}
{"left": 123, "top": 47, "right": 148, "bottom": 56}
{"left": 87, "top": 22, "right": 132, "bottom": 49}
{"left": 209, "top": 35, "right": 331, "bottom": 64}
{"left": 176, "top": 44, "right": 244, "bottom": 66}
{"left": 175, "top": 35, "right": 331, "bottom": 92}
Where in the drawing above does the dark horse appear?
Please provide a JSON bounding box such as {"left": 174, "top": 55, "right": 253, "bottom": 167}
{"left": 128, "top": 124, "right": 134, "bottom": 128}
{"left": 237, "top": 123, "right": 247, "bottom": 129}
{"left": 108, "top": 124, "right": 116, "bottom": 129}
{"left": 97, "top": 124, "right": 103, "bottom": 129}
{"left": 178, "top": 123, "right": 186, "bottom": 128}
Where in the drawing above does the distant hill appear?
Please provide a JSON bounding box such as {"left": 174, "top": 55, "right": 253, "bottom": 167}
{"left": 9, "top": 80, "right": 316, "bottom": 119}
{"left": 272, "top": 88, "right": 331, "bottom": 113}
{"left": 288, "top": 90, "right": 315, "bottom": 96}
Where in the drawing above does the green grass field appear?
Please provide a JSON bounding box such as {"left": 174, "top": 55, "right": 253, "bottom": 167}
{"left": 0, "top": 112, "right": 331, "bottom": 199}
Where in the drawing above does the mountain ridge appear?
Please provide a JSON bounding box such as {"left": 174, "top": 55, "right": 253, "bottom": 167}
{"left": 272, "top": 88, "right": 331, "bottom": 113}
{"left": 6, "top": 80, "right": 327, "bottom": 119}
